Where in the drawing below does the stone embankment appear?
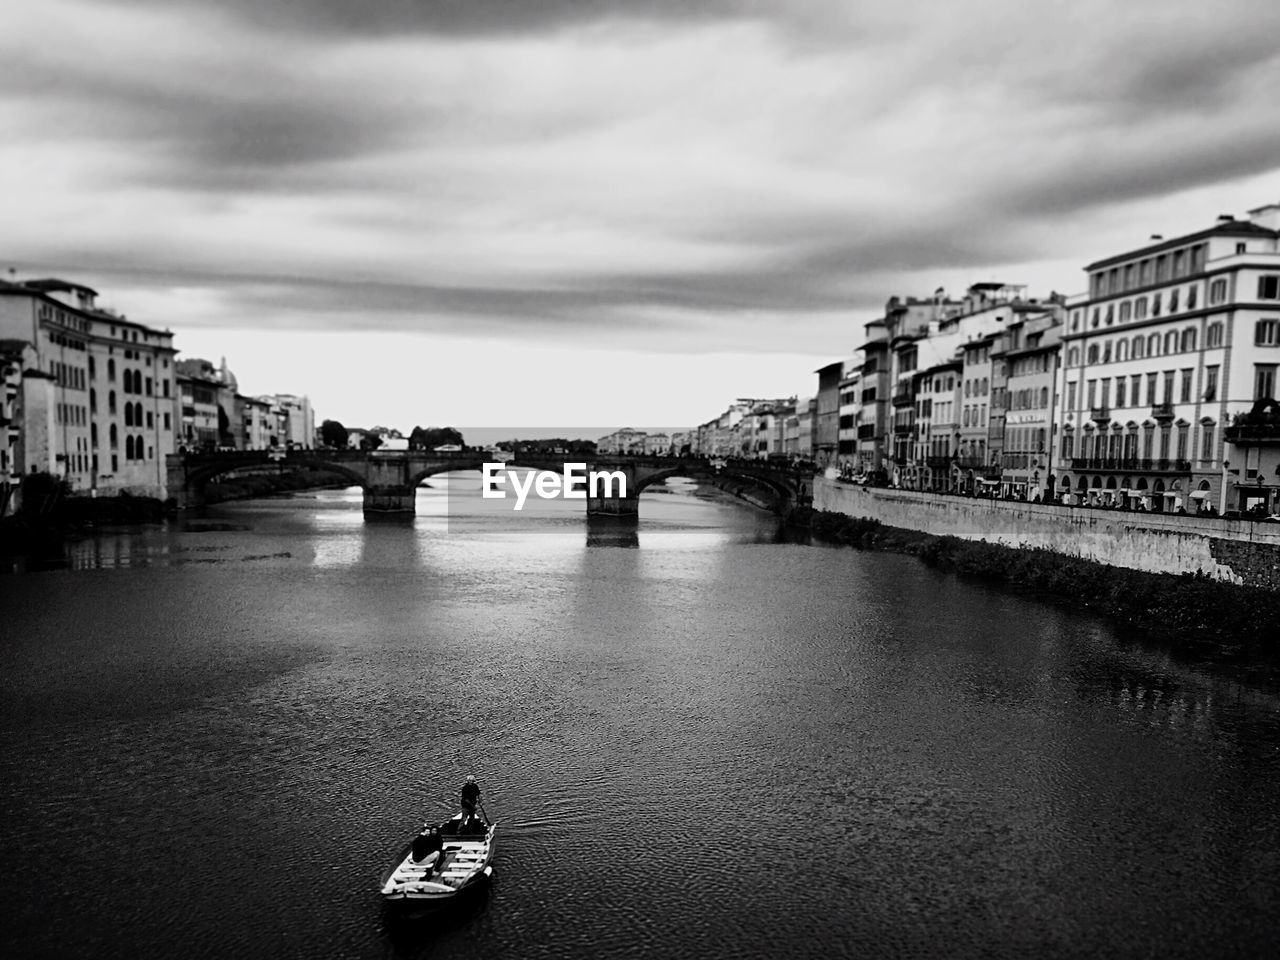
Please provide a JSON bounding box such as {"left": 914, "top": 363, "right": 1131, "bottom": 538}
{"left": 815, "top": 478, "right": 1280, "bottom": 591}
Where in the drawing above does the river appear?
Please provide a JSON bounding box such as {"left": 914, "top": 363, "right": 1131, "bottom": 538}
{"left": 2, "top": 476, "right": 1278, "bottom": 959}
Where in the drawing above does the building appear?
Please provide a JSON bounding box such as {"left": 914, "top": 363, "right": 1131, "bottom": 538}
{"left": 0, "top": 278, "right": 177, "bottom": 499}
{"left": 912, "top": 359, "right": 961, "bottom": 492}
{"left": 814, "top": 361, "right": 847, "bottom": 467}
{"left": 596, "top": 428, "right": 648, "bottom": 454}
{"left": 994, "top": 311, "right": 1062, "bottom": 500}
{"left": 175, "top": 359, "right": 228, "bottom": 451}
{"left": 1057, "top": 204, "right": 1280, "bottom": 513}
{"left": 836, "top": 368, "right": 861, "bottom": 474}
{"left": 267, "top": 394, "right": 315, "bottom": 449}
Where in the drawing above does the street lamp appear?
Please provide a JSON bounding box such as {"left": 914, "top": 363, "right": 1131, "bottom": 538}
{"left": 1219, "top": 459, "right": 1229, "bottom": 516}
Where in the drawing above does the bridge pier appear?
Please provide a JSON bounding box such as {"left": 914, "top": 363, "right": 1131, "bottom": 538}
{"left": 363, "top": 485, "right": 416, "bottom": 516}
{"left": 586, "top": 493, "right": 639, "bottom": 521}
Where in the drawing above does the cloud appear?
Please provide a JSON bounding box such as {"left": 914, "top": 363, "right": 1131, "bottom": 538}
{"left": 2, "top": 0, "right": 1279, "bottom": 381}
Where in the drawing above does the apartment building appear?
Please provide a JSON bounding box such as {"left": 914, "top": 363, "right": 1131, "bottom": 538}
{"left": 0, "top": 278, "right": 177, "bottom": 499}
{"left": 1057, "top": 205, "right": 1280, "bottom": 513}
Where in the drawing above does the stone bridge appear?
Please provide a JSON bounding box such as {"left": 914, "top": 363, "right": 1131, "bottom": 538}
{"left": 166, "top": 450, "right": 813, "bottom": 520}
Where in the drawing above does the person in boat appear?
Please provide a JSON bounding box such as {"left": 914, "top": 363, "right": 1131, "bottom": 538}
{"left": 411, "top": 824, "right": 442, "bottom": 864}
{"left": 460, "top": 774, "right": 481, "bottom": 825}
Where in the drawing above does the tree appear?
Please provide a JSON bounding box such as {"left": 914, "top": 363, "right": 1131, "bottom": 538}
{"left": 320, "top": 419, "right": 349, "bottom": 449}
{"left": 409, "top": 426, "right": 465, "bottom": 450}
{"left": 359, "top": 433, "right": 383, "bottom": 451}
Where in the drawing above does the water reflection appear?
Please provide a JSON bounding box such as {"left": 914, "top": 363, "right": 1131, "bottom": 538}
{"left": 585, "top": 518, "right": 639, "bottom": 548}
{"left": 6, "top": 480, "right": 1280, "bottom": 960}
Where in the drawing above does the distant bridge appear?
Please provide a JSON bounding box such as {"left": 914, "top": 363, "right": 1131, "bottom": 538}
{"left": 166, "top": 450, "right": 813, "bottom": 520}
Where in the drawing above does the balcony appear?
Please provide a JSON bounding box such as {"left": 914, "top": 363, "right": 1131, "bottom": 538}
{"left": 1069, "top": 457, "right": 1191, "bottom": 472}
{"left": 892, "top": 387, "right": 915, "bottom": 406}
{"left": 1151, "top": 402, "right": 1175, "bottom": 421}
{"left": 1089, "top": 405, "right": 1111, "bottom": 423}
{"left": 925, "top": 456, "right": 953, "bottom": 470}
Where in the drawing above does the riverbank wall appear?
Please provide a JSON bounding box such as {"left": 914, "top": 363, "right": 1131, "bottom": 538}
{"left": 814, "top": 478, "right": 1280, "bottom": 591}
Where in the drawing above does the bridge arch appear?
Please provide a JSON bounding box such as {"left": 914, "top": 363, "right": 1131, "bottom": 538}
{"left": 630, "top": 464, "right": 797, "bottom": 506}
{"left": 172, "top": 454, "right": 370, "bottom": 505}
{"left": 406, "top": 460, "right": 491, "bottom": 489}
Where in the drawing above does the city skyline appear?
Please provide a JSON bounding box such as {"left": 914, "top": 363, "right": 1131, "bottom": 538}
{"left": 4, "top": 0, "right": 1280, "bottom": 428}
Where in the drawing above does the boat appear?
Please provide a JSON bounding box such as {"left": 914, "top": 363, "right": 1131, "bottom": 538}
{"left": 380, "top": 813, "right": 497, "bottom": 908}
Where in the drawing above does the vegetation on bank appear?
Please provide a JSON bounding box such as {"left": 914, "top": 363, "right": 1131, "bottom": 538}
{"left": 201, "top": 467, "right": 354, "bottom": 504}
{"left": 788, "top": 506, "right": 1279, "bottom": 666}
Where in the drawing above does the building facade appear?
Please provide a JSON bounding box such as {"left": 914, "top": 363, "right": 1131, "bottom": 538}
{"left": 0, "top": 278, "right": 177, "bottom": 499}
{"left": 1057, "top": 205, "right": 1280, "bottom": 513}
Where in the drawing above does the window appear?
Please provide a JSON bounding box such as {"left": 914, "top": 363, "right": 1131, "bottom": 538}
{"left": 1143, "top": 425, "right": 1154, "bottom": 459}
{"left": 163, "top": 412, "right": 171, "bottom": 430}
{"left": 1164, "top": 330, "right": 1178, "bottom": 354}
{"left": 1147, "top": 372, "right": 1158, "bottom": 405}
{"left": 1132, "top": 335, "right": 1145, "bottom": 360}
{"left": 1119, "top": 301, "right": 1132, "bottom": 322}
{"left": 1087, "top": 379, "right": 1097, "bottom": 407}
{"left": 1204, "top": 365, "right": 1219, "bottom": 401}
{"left": 108, "top": 390, "right": 116, "bottom": 414}
{"left": 1140, "top": 260, "right": 1152, "bottom": 285}
{"left": 1100, "top": 378, "right": 1111, "bottom": 407}
{"left": 1148, "top": 333, "right": 1161, "bottom": 357}
{"left": 1135, "top": 297, "right": 1148, "bottom": 320}
{"left": 1169, "top": 289, "right": 1180, "bottom": 313}
{"left": 1131, "top": 374, "right": 1142, "bottom": 406}
{"left": 1200, "top": 422, "right": 1215, "bottom": 461}
{"left": 1259, "top": 276, "right": 1280, "bottom": 299}
{"left": 1187, "top": 285, "right": 1197, "bottom": 310}
{"left": 1181, "top": 327, "right": 1196, "bottom": 352}
{"left": 1116, "top": 378, "right": 1126, "bottom": 408}
{"left": 1209, "top": 279, "right": 1228, "bottom": 304}
{"left": 1091, "top": 307, "right": 1100, "bottom": 328}
{"left": 1068, "top": 347, "right": 1080, "bottom": 366}
{"left": 1118, "top": 339, "right": 1130, "bottom": 362}
{"left": 1062, "top": 431, "right": 1074, "bottom": 459}
{"left": 1105, "top": 304, "right": 1115, "bottom": 325}
{"left": 1087, "top": 344, "right": 1099, "bottom": 364}
{"left": 1066, "top": 381, "right": 1077, "bottom": 410}
{"left": 1256, "top": 365, "right": 1277, "bottom": 399}
{"left": 1257, "top": 319, "right": 1280, "bottom": 346}
{"left": 1237, "top": 242, "right": 1247, "bottom": 255}
{"left": 1173, "top": 250, "right": 1186, "bottom": 278}
{"left": 107, "top": 358, "right": 115, "bottom": 382}
{"left": 1176, "top": 425, "right": 1189, "bottom": 461}
{"left": 1156, "top": 255, "right": 1169, "bottom": 282}
{"left": 1071, "top": 310, "right": 1081, "bottom": 332}
{"left": 1152, "top": 292, "right": 1162, "bottom": 316}
{"left": 1207, "top": 322, "right": 1223, "bottom": 348}
{"left": 1180, "top": 369, "right": 1193, "bottom": 403}
{"left": 1163, "top": 371, "right": 1176, "bottom": 404}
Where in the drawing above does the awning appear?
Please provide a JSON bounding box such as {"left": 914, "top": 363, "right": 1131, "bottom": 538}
{"left": 1189, "top": 490, "right": 1209, "bottom": 499}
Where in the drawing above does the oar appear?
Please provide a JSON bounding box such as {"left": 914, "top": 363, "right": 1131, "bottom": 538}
{"left": 478, "top": 801, "right": 490, "bottom": 825}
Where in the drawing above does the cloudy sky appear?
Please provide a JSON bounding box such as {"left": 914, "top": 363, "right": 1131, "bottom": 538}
{"left": 4, "top": 0, "right": 1279, "bottom": 432}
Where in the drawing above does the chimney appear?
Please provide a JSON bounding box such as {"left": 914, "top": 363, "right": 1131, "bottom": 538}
{"left": 1150, "top": 234, "right": 1163, "bottom": 241}
{"left": 1217, "top": 214, "right": 1235, "bottom": 222}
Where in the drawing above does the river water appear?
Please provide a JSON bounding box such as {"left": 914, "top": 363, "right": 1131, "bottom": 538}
{"left": 2, "top": 477, "right": 1278, "bottom": 959}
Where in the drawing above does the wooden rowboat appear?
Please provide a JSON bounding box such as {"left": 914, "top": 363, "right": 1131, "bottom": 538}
{"left": 380, "top": 813, "right": 496, "bottom": 908}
